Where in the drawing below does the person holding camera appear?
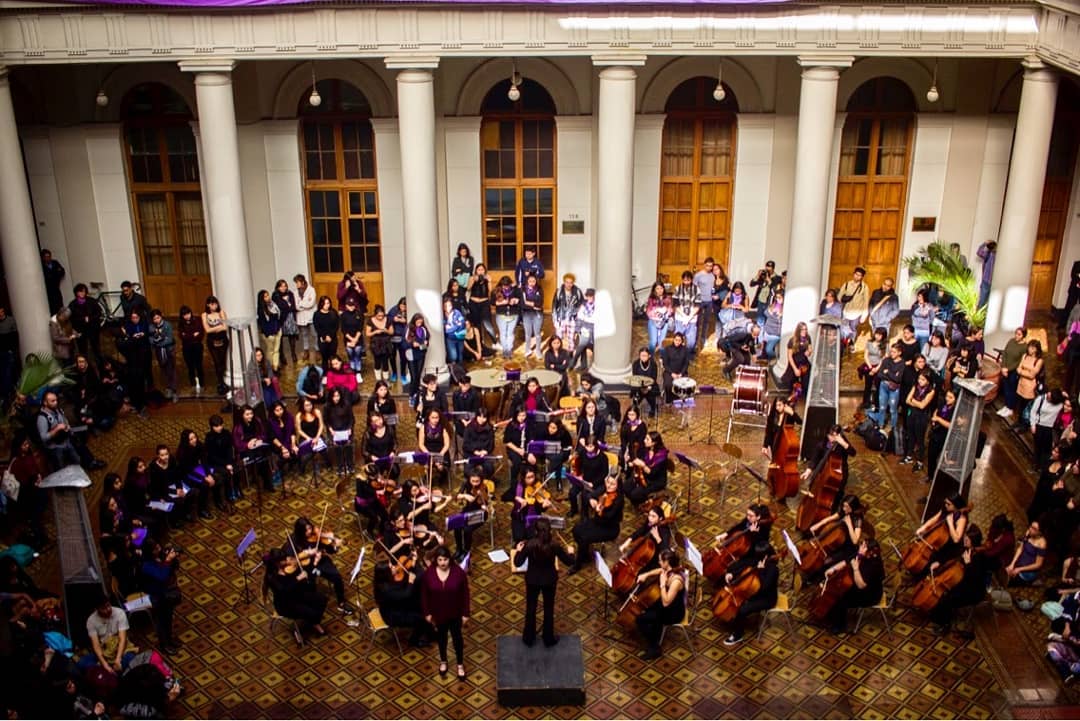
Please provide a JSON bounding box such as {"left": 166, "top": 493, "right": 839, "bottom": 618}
{"left": 749, "top": 261, "right": 779, "bottom": 327}
{"left": 140, "top": 540, "right": 182, "bottom": 655}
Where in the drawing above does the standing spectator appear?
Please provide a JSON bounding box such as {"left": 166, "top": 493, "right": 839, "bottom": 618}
{"left": 976, "top": 241, "right": 996, "bottom": 310}
{"left": 467, "top": 264, "right": 495, "bottom": 344}
{"left": 749, "top": 261, "right": 778, "bottom": 327}
{"left": 759, "top": 290, "right": 784, "bottom": 360}
{"left": 572, "top": 289, "right": 597, "bottom": 372}
{"left": 406, "top": 313, "right": 430, "bottom": 403}
{"left": 645, "top": 282, "right": 672, "bottom": 354}
{"left": 313, "top": 295, "right": 340, "bottom": 369}
{"left": 272, "top": 279, "right": 299, "bottom": 368}
{"left": 693, "top": 258, "right": 717, "bottom": 351}
{"left": 336, "top": 271, "right": 369, "bottom": 315}
{"left": 49, "top": 308, "right": 76, "bottom": 363}
{"left": 387, "top": 297, "right": 410, "bottom": 388}
{"left": 40, "top": 249, "right": 66, "bottom": 315}
{"left": 922, "top": 331, "right": 949, "bottom": 385}
{"left": 520, "top": 274, "right": 544, "bottom": 361}
{"left": 1030, "top": 388, "right": 1064, "bottom": 470}
{"left": 177, "top": 305, "right": 205, "bottom": 392}
{"left": 443, "top": 298, "right": 467, "bottom": 365}
{"left": 1014, "top": 340, "right": 1044, "bottom": 426}
{"left": 201, "top": 296, "right": 230, "bottom": 396}
{"left": 256, "top": 289, "right": 282, "bottom": 373}
{"left": 340, "top": 296, "right": 364, "bottom": 380}
{"left": 451, "top": 243, "right": 475, "bottom": 291}
{"left": 420, "top": 545, "right": 471, "bottom": 681}
{"left": 552, "top": 273, "right": 583, "bottom": 354}
{"left": 366, "top": 305, "right": 394, "bottom": 383}
{"left": 118, "top": 280, "right": 149, "bottom": 320}
{"left": 139, "top": 541, "right": 182, "bottom": 655}
{"left": 0, "top": 305, "right": 17, "bottom": 404}
{"left": 911, "top": 289, "right": 936, "bottom": 348}
{"left": 121, "top": 309, "right": 152, "bottom": 397}
{"left": 515, "top": 246, "right": 544, "bottom": 288}
{"left": 68, "top": 283, "right": 103, "bottom": 363}
{"left": 860, "top": 328, "right": 887, "bottom": 410}
{"left": 294, "top": 274, "right": 318, "bottom": 363}
{"left": 838, "top": 266, "right": 869, "bottom": 350}
{"left": 492, "top": 276, "right": 521, "bottom": 360}
{"left": 672, "top": 271, "right": 701, "bottom": 352}
{"left": 867, "top": 277, "right": 899, "bottom": 334}
{"left": 869, "top": 343, "right": 906, "bottom": 430}
{"left": 148, "top": 309, "right": 178, "bottom": 401}
{"left": 996, "top": 327, "right": 1028, "bottom": 419}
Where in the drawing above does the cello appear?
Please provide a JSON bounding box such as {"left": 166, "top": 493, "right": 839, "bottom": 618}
{"left": 611, "top": 517, "right": 675, "bottom": 594}
{"left": 702, "top": 530, "right": 752, "bottom": 584}
{"left": 795, "top": 451, "right": 845, "bottom": 532}
{"left": 795, "top": 517, "right": 849, "bottom": 576}
{"left": 807, "top": 563, "right": 855, "bottom": 623}
{"left": 767, "top": 425, "right": 801, "bottom": 500}
{"left": 910, "top": 556, "right": 966, "bottom": 613}
{"left": 711, "top": 565, "right": 762, "bottom": 622}
{"left": 900, "top": 518, "right": 954, "bottom": 575}
{"left": 615, "top": 576, "right": 663, "bottom": 630}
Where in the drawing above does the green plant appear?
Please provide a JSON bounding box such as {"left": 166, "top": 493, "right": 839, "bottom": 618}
{"left": 15, "top": 352, "right": 74, "bottom": 398}
{"left": 903, "top": 242, "right": 986, "bottom": 329}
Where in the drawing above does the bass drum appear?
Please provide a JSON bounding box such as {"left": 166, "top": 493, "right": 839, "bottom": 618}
{"left": 732, "top": 366, "right": 768, "bottom": 415}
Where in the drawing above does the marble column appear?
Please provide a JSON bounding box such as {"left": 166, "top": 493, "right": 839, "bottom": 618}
{"left": 986, "top": 58, "right": 1058, "bottom": 344}
{"left": 0, "top": 67, "right": 52, "bottom": 356}
{"left": 392, "top": 64, "right": 447, "bottom": 373}
{"left": 590, "top": 65, "right": 638, "bottom": 384}
{"left": 783, "top": 57, "right": 852, "bottom": 336}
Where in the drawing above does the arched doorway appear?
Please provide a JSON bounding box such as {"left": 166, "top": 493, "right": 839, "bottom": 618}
{"left": 298, "top": 79, "right": 384, "bottom": 308}
{"left": 480, "top": 78, "right": 557, "bottom": 305}
{"left": 828, "top": 77, "right": 915, "bottom": 291}
{"left": 122, "top": 82, "right": 210, "bottom": 312}
{"left": 1030, "top": 81, "right": 1080, "bottom": 310}
{"left": 657, "top": 76, "right": 738, "bottom": 282}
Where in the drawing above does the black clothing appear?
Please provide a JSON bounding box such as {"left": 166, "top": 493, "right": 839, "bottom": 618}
{"left": 514, "top": 539, "right": 575, "bottom": 646}
{"left": 571, "top": 490, "right": 624, "bottom": 568}
{"left": 267, "top": 569, "right": 327, "bottom": 626}
{"left": 763, "top": 408, "right": 801, "bottom": 450}
{"left": 805, "top": 437, "right": 856, "bottom": 511}
{"left": 929, "top": 553, "right": 989, "bottom": 627}
{"left": 630, "top": 357, "right": 660, "bottom": 415}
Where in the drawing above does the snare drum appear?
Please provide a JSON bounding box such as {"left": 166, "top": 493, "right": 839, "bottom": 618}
{"left": 732, "top": 366, "right": 768, "bottom": 415}
{"left": 672, "top": 377, "right": 697, "bottom": 398}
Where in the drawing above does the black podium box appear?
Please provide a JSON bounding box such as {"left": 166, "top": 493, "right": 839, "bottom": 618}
{"left": 496, "top": 634, "right": 586, "bottom": 707}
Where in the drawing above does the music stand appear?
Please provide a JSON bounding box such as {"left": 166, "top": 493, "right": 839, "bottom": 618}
{"left": 670, "top": 389, "right": 696, "bottom": 444}
{"left": 741, "top": 463, "right": 769, "bottom": 504}
{"left": 674, "top": 452, "right": 701, "bottom": 515}
{"left": 236, "top": 527, "right": 260, "bottom": 605}
{"left": 698, "top": 385, "right": 719, "bottom": 445}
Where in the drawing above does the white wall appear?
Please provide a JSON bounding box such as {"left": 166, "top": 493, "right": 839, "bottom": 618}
{"left": 237, "top": 123, "right": 276, "bottom": 292}
{"left": 262, "top": 120, "right": 308, "bottom": 287}
{"left": 937, "top": 115, "right": 990, "bottom": 262}
{"left": 970, "top": 116, "right": 1015, "bottom": 262}
{"left": 729, "top": 115, "right": 774, "bottom": 283}
{"left": 555, "top": 116, "right": 593, "bottom": 285}
{"left": 85, "top": 126, "right": 139, "bottom": 289}
{"left": 371, "top": 118, "right": 406, "bottom": 307}
{"left": 896, "top": 116, "right": 953, "bottom": 305}
{"left": 765, "top": 115, "right": 796, "bottom": 270}
{"left": 21, "top": 131, "right": 72, "bottom": 302}
{"left": 631, "top": 114, "right": 664, "bottom": 286}
{"left": 443, "top": 116, "right": 482, "bottom": 270}
{"left": 1054, "top": 150, "right": 1080, "bottom": 307}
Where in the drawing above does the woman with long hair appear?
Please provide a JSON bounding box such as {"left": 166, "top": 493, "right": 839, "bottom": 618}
{"left": 256, "top": 289, "right": 282, "bottom": 372}
{"left": 313, "top": 295, "right": 340, "bottom": 369}
{"left": 272, "top": 278, "right": 299, "bottom": 367}
{"left": 202, "top": 295, "right": 229, "bottom": 395}
{"left": 406, "top": 313, "right": 430, "bottom": 402}
{"left": 366, "top": 305, "right": 394, "bottom": 383}
{"left": 645, "top": 282, "right": 672, "bottom": 354}
{"left": 420, "top": 545, "right": 472, "bottom": 680}
{"left": 513, "top": 517, "right": 575, "bottom": 648}
{"left": 634, "top": 548, "right": 686, "bottom": 661}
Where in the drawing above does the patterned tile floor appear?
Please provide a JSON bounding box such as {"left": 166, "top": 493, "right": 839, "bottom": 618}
{"left": 15, "top": 315, "right": 1080, "bottom": 719}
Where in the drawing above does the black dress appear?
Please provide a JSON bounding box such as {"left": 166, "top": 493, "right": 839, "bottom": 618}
{"left": 267, "top": 569, "right": 327, "bottom": 626}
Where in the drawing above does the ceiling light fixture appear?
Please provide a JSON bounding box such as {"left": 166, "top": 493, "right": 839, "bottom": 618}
{"left": 926, "top": 60, "right": 940, "bottom": 103}
{"left": 508, "top": 61, "right": 522, "bottom": 102}
{"left": 308, "top": 62, "right": 322, "bottom": 107}
{"left": 713, "top": 63, "right": 726, "bottom": 102}
{"left": 95, "top": 89, "right": 109, "bottom": 107}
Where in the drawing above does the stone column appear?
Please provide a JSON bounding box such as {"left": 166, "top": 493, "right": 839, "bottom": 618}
{"left": 0, "top": 67, "right": 52, "bottom": 356}
{"left": 590, "top": 63, "right": 639, "bottom": 383}
{"left": 783, "top": 56, "right": 852, "bottom": 336}
{"left": 390, "top": 61, "right": 447, "bottom": 373}
{"left": 986, "top": 58, "right": 1058, "bottom": 344}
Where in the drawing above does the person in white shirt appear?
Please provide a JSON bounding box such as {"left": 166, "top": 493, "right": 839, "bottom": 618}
{"left": 672, "top": 271, "right": 701, "bottom": 353}
{"left": 294, "top": 274, "right": 318, "bottom": 363}
{"left": 838, "top": 266, "right": 870, "bottom": 350}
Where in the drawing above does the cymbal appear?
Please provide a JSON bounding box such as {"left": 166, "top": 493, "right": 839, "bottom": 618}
{"left": 722, "top": 443, "right": 743, "bottom": 459}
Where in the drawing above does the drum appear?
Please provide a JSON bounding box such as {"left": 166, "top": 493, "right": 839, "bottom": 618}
{"left": 531, "top": 369, "right": 564, "bottom": 407}
{"left": 504, "top": 361, "right": 522, "bottom": 383}
{"left": 672, "top": 377, "right": 697, "bottom": 399}
{"left": 470, "top": 368, "right": 508, "bottom": 420}
{"left": 732, "top": 366, "right": 768, "bottom": 415}
{"left": 627, "top": 375, "right": 654, "bottom": 390}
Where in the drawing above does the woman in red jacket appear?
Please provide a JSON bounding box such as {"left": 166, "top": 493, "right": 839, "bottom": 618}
{"left": 420, "top": 545, "right": 471, "bottom": 681}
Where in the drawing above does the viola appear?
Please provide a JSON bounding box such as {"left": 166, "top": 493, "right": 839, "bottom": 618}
{"left": 711, "top": 565, "right": 762, "bottom": 622}
{"left": 306, "top": 525, "right": 342, "bottom": 550}
{"left": 796, "top": 516, "right": 851, "bottom": 576}
{"left": 702, "top": 531, "right": 752, "bottom": 584}
{"left": 767, "top": 425, "right": 800, "bottom": 500}
{"left": 910, "top": 556, "right": 966, "bottom": 613}
{"left": 796, "top": 450, "right": 845, "bottom": 532}
{"left": 807, "top": 563, "right": 855, "bottom": 623}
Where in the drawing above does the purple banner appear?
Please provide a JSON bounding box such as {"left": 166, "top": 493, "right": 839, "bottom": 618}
{"left": 44, "top": 0, "right": 794, "bottom": 7}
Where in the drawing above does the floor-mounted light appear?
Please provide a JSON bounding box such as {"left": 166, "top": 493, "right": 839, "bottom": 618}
{"left": 713, "top": 63, "right": 726, "bottom": 102}
{"left": 926, "top": 60, "right": 940, "bottom": 104}
{"left": 309, "top": 62, "right": 322, "bottom": 107}
{"left": 508, "top": 61, "right": 522, "bottom": 102}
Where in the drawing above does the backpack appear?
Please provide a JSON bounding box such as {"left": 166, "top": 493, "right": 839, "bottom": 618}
{"left": 855, "top": 417, "right": 887, "bottom": 452}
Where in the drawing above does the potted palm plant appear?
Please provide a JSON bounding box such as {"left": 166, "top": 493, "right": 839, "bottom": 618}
{"left": 903, "top": 241, "right": 987, "bottom": 337}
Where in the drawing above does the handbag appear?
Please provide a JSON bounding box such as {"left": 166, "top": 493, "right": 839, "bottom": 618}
{"left": 283, "top": 314, "right": 299, "bottom": 337}
{"left": 1, "top": 469, "right": 19, "bottom": 502}
{"left": 990, "top": 587, "right": 1013, "bottom": 611}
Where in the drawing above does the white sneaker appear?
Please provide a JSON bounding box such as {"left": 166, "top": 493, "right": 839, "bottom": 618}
{"left": 997, "top": 407, "right": 1013, "bottom": 418}
{"left": 355, "top": 372, "right": 363, "bottom": 384}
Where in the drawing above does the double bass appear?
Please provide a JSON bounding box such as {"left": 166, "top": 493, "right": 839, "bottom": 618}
{"left": 795, "top": 451, "right": 845, "bottom": 532}
{"left": 910, "top": 556, "right": 965, "bottom": 613}
{"left": 767, "top": 426, "right": 800, "bottom": 500}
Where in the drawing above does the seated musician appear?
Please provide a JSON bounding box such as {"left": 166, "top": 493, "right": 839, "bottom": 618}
{"left": 373, "top": 558, "right": 432, "bottom": 648}
{"left": 502, "top": 407, "right": 533, "bottom": 502}
{"left": 148, "top": 444, "right": 199, "bottom": 527}
{"left": 453, "top": 470, "right": 492, "bottom": 562}
{"left": 414, "top": 373, "right": 448, "bottom": 427}
{"left": 519, "top": 376, "right": 553, "bottom": 417}
{"left": 266, "top": 400, "right": 299, "bottom": 477}
{"left": 762, "top": 397, "right": 802, "bottom": 458}
{"left": 822, "top": 538, "right": 885, "bottom": 634}
{"left": 619, "top": 505, "right": 674, "bottom": 574}
{"left": 536, "top": 418, "right": 573, "bottom": 493}
{"left": 362, "top": 412, "right": 398, "bottom": 479}
{"left": 291, "top": 517, "right": 353, "bottom": 615}
{"left": 295, "top": 397, "right": 327, "bottom": 475}
{"left": 417, "top": 408, "right": 451, "bottom": 486}
{"left": 366, "top": 380, "right": 398, "bottom": 436}
{"left": 810, "top": 495, "right": 866, "bottom": 571}
{"left": 800, "top": 424, "right": 856, "bottom": 511}
{"left": 620, "top": 405, "right": 648, "bottom": 472}
{"left": 511, "top": 467, "right": 553, "bottom": 544}
{"left": 568, "top": 473, "right": 624, "bottom": 575}
{"left": 576, "top": 397, "right": 606, "bottom": 449}
{"left": 233, "top": 405, "right": 269, "bottom": 484}
{"left": 914, "top": 493, "right": 969, "bottom": 571}
{"left": 634, "top": 549, "right": 686, "bottom": 661}
{"left": 722, "top": 322, "right": 760, "bottom": 382}
{"left": 355, "top": 464, "right": 391, "bottom": 537}
{"left": 660, "top": 332, "right": 691, "bottom": 404}
{"left": 722, "top": 544, "right": 781, "bottom": 646}
{"left": 578, "top": 374, "right": 617, "bottom": 430}
{"left": 264, "top": 548, "right": 328, "bottom": 643}
{"left": 630, "top": 347, "right": 660, "bottom": 418}
{"left": 623, "top": 431, "right": 671, "bottom": 507}
{"left": 715, "top": 504, "right": 773, "bottom": 551}
{"left": 205, "top": 414, "right": 238, "bottom": 503}
{"left": 400, "top": 479, "right": 448, "bottom": 529}
{"left": 569, "top": 435, "right": 610, "bottom": 518}
{"left": 451, "top": 375, "right": 480, "bottom": 439}
{"left": 462, "top": 407, "right": 496, "bottom": 480}
{"left": 928, "top": 525, "right": 989, "bottom": 637}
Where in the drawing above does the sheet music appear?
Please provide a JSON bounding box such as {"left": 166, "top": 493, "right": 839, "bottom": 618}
{"left": 349, "top": 547, "right": 366, "bottom": 586}
{"left": 384, "top": 414, "right": 399, "bottom": 426}
{"left": 236, "top": 527, "right": 257, "bottom": 558}
{"left": 332, "top": 430, "right": 351, "bottom": 444}
{"left": 458, "top": 552, "right": 471, "bottom": 572}
{"left": 487, "top": 549, "right": 510, "bottom": 563}
{"left": 595, "top": 550, "right": 612, "bottom": 587}
{"left": 684, "top": 537, "right": 704, "bottom": 576}
{"left": 782, "top": 529, "right": 802, "bottom": 567}
{"left": 148, "top": 500, "right": 174, "bottom": 512}
{"left": 124, "top": 594, "right": 152, "bottom": 612}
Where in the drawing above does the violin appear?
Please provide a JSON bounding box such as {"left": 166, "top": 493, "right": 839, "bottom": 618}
{"left": 306, "top": 525, "right": 342, "bottom": 550}
{"left": 795, "top": 448, "right": 845, "bottom": 532}
{"left": 767, "top": 425, "right": 800, "bottom": 500}
{"left": 702, "top": 530, "right": 752, "bottom": 584}
{"left": 910, "top": 556, "right": 966, "bottom": 613}
{"left": 900, "top": 507, "right": 971, "bottom": 575}
{"left": 711, "top": 565, "right": 762, "bottom": 622}
{"left": 807, "top": 562, "right": 855, "bottom": 623}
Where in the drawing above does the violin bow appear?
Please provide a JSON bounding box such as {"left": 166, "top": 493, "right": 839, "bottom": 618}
{"left": 286, "top": 533, "right": 306, "bottom": 573}
{"left": 375, "top": 538, "right": 412, "bottom": 578}
{"left": 316, "top": 502, "right": 330, "bottom": 549}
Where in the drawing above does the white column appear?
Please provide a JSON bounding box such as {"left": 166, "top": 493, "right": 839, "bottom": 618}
{"left": 591, "top": 64, "right": 639, "bottom": 383}
{"left": 179, "top": 61, "right": 256, "bottom": 323}
{"left": 0, "top": 67, "right": 51, "bottom": 356}
{"left": 986, "top": 59, "right": 1058, "bottom": 344}
{"left": 371, "top": 118, "right": 406, "bottom": 308}
{"left": 391, "top": 63, "right": 446, "bottom": 372}
{"left": 783, "top": 57, "right": 851, "bottom": 336}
